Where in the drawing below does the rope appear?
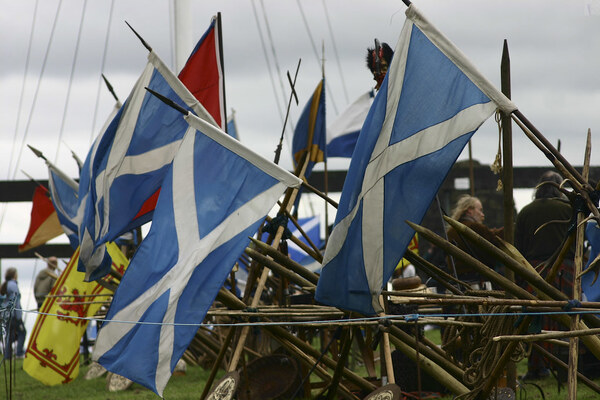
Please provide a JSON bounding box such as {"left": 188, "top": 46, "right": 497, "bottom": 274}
{"left": 258, "top": 0, "right": 296, "bottom": 142}
{"left": 6, "top": 0, "right": 40, "bottom": 180}
{"left": 54, "top": 0, "right": 88, "bottom": 164}
{"left": 295, "top": 0, "right": 338, "bottom": 114}
{"left": 0, "top": 0, "right": 41, "bottom": 234}
{"left": 11, "top": 0, "right": 63, "bottom": 180}
{"left": 89, "top": 0, "right": 116, "bottom": 145}
{"left": 250, "top": 0, "right": 285, "bottom": 127}
{"left": 16, "top": 306, "right": 597, "bottom": 329}
{"left": 456, "top": 305, "right": 527, "bottom": 400}
{"left": 321, "top": 0, "right": 349, "bottom": 104}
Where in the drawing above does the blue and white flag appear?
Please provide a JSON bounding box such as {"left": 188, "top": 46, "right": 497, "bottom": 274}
{"left": 47, "top": 165, "right": 79, "bottom": 249}
{"left": 77, "top": 50, "right": 215, "bottom": 281}
{"left": 93, "top": 113, "right": 301, "bottom": 396}
{"left": 326, "top": 90, "right": 374, "bottom": 158}
{"left": 315, "top": 5, "right": 517, "bottom": 315}
{"left": 292, "top": 78, "right": 326, "bottom": 178}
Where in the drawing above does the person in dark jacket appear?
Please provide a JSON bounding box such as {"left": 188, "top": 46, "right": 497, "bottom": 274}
{"left": 515, "top": 170, "right": 574, "bottom": 380}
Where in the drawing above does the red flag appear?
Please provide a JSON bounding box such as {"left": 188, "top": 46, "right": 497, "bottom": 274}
{"left": 135, "top": 15, "right": 226, "bottom": 221}
{"left": 19, "top": 186, "right": 63, "bottom": 252}
{"left": 178, "top": 14, "right": 226, "bottom": 130}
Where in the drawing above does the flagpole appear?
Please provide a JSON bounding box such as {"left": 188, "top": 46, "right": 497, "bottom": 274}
{"left": 274, "top": 59, "right": 301, "bottom": 165}
{"left": 216, "top": 12, "right": 228, "bottom": 133}
{"left": 568, "top": 129, "right": 591, "bottom": 399}
{"left": 227, "top": 152, "right": 311, "bottom": 372}
{"left": 500, "top": 38, "right": 517, "bottom": 392}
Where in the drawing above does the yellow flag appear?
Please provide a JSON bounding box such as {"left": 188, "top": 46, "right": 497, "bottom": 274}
{"left": 24, "top": 243, "right": 129, "bottom": 385}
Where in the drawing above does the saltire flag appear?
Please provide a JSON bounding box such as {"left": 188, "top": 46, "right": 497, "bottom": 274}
{"left": 77, "top": 45, "right": 217, "bottom": 281}
{"left": 315, "top": 4, "right": 517, "bottom": 315}
{"left": 48, "top": 165, "right": 80, "bottom": 249}
{"left": 326, "top": 90, "right": 374, "bottom": 158}
{"left": 292, "top": 78, "right": 326, "bottom": 178}
{"left": 178, "top": 14, "right": 226, "bottom": 130}
{"left": 24, "top": 243, "right": 128, "bottom": 385}
{"left": 19, "top": 186, "right": 63, "bottom": 252}
{"left": 93, "top": 113, "right": 301, "bottom": 396}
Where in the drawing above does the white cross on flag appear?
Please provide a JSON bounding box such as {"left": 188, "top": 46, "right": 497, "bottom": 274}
{"left": 93, "top": 113, "right": 301, "bottom": 396}
{"left": 315, "top": 5, "right": 517, "bottom": 315}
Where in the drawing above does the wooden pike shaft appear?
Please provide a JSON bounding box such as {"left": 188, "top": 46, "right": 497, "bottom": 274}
{"left": 443, "top": 216, "right": 567, "bottom": 301}
{"left": 249, "top": 237, "right": 319, "bottom": 284}
{"left": 244, "top": 247, "right": 315, "bottom": 290}
{"left": 228, "top": 154, "right": 310, "bottom": 371}
{"left": 281, "top": 210, "right": 324, "bottom": 262}
{"left": 392, "top": 296, "right": 600, "bottom": 308}
{"left": 266, "top": 212, "right": 323, "bottom": 262}
{"left": 279, "top": 335, "right": 361, "bottom": 400}
{"left": 494, "top": 326, "right": 600, "bottom": 342}
{"left": 513, "top": 110, "right": 590, "bottom": 189}
{"left": 387, "top": 327, "right": 469, "bottom": 396}
{"left": 216, "top": 287, "right": 377, "bottom": 392}
{"left": 404, "top": 249, "right": 465, "bottom": 295}
{"left": 511, "top": 113, "right": 600, "bottom": 223}
{"left": 388, "top": 325, "right": 465, "bottom": 383}
{"left": 568, "top": 129, "right": 591, "bottom": 399}
{"left": 406, "top": 220, "right": 600, "bottom": 360}
{"left": 533, "top": 343, "right": 600, "bottom": 395}
{"left": 199, "top": 328, "right": 236, "bottom": 400}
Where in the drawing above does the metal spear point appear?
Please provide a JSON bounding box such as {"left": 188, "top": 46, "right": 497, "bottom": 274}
{"left": 27, "top": 144, "right": 47, "bottom": 161}
{"left": 125, "top": 21, "right": 152, "bottom": 52}
{"left": 144, "top": 87, "right": 189, "bottom": 116}
{"left": 102, "top": 74, "right": 120, "bottom": 103}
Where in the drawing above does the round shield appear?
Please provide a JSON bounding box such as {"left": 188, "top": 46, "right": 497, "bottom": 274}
{"left": 364, "top": 383, "right": 402, "bottom": 400}
{"left": 206, "top": 371, "right": 240, "bottom": 400}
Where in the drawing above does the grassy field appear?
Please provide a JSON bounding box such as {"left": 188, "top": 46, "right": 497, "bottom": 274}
{"left": 2, "top": 329, "right": 600, "bottom": 399}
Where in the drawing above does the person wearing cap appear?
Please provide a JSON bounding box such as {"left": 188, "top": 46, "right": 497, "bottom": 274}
{"left": 34, "top": 256, "right": 59, "bottom": 309}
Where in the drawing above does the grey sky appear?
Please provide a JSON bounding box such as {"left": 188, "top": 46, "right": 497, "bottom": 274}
{"left": 2, "top": 0, "right": 600, "bottom": 346}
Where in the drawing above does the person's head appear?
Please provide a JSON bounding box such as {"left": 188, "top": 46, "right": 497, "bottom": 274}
{"left": 47, "top": 256, "right": 58, "bottom": 271}
{"left": 4, "top": 267, "right": 17, "bottom": 282}
{"left": 451, "top": 195, "right": 485, "bottom": 223}
{"left": 366, "top": 41, "right": 393, "bottom": 90}
{"left": 534, "top": 170, "right": 565, "bottom": 200}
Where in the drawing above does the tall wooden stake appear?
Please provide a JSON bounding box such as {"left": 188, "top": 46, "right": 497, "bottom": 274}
{"left": 500, "top": 38, "right": 517, "bottom": 392}
{"left": 568, "top": 129, "right": 591, "bottom": 399}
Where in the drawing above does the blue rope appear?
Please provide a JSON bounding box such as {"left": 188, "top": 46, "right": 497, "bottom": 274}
{"left": 15, "top": 307, "right": 600, "bottom": 329}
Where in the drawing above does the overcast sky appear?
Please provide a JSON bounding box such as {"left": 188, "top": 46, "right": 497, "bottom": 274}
{"left": 2, "top": 0, "right": 600, "bottom": 331}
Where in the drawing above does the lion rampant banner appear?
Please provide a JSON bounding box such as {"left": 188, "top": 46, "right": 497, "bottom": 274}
{"left": 24, "top": 243, "right": 128, "bottom": 385}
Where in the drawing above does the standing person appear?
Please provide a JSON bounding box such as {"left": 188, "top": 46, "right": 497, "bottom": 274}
{"left": 515, "top": 170, "right": 573, "bottom": 380}
{"left": 1, "top": 268, "right": 26, "bottom": 359}
{"left": 34, "top": 256, "right": 59, "bottom": 309}
{"left": 446, "top": 194, "right": 503, "bottom": 289}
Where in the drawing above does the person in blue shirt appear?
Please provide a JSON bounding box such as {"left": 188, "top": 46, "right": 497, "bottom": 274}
{"left": 1, "top": 267, "right": 26, "bottom": 359}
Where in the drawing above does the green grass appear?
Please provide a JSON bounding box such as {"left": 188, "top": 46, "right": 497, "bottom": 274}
{"left": 0, "top": 358, "right": 219, "bottom": 399}
{"left": 3, "top": 332, "right": 600, "bottom": 400}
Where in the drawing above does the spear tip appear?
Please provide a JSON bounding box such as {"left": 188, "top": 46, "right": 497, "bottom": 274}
{"left": 144, "top": 87, "right": 189, "bottom": 116}
{"left": 125, "top": 20, "right": 152, "bottom": 52}
{"left": 27, "top": 144, "right": 47, "bottom": 161}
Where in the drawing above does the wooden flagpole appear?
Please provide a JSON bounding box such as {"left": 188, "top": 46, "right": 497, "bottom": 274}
{"left": 568, "top": 129, "right": 591, "bottom": 399}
